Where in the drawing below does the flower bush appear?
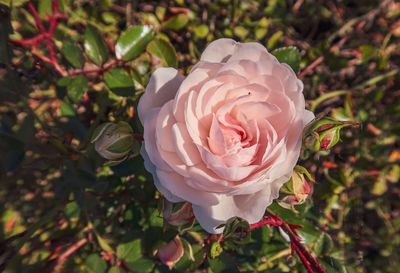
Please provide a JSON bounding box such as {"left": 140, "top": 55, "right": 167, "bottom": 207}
{"left": 1, "top": 0, "right": 398, "bottom": 273}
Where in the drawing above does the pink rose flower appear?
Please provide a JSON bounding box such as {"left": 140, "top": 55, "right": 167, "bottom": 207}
{"left": 138, "top": 38, "right": 314, "bottom": 233}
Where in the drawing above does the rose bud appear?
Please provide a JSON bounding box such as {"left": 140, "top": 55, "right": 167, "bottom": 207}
{"left": 91, "top": 121, "right": 134, "bottom": 162}
{"left": 158, "top": 236, "right": 184, "bottom": 268}
{"left": 303, "top": 117, "right": 358, "bottom": 151}
{"left": 162, "top": 200, "right": 194, "bottom": 227}
{"left": 281, "top": 170, "right": 311, "bottom": 205}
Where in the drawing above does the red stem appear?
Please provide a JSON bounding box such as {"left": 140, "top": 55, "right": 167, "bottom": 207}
{"left": 28, "top": 2, "right": 46, "bottom": 34}
{"left": 53, "top": 238, "right": 87, "bottom": 273}
{"left": 9, "top": 34, "right": 44, "bottom": 46}
{"left": 292, "top": 242, "right": 314, "bottom": 273}
{"left": 251, "top": 209, "right": 326, "bottom": 273}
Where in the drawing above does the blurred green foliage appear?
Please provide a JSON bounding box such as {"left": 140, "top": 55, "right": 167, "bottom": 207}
{"left": 0, "top": 0, "right": 399, "bottom": 272}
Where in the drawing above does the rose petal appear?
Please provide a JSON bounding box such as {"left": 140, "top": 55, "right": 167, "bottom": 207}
{"left": 143, "top": 107, "right": 173, "bottom": 172}
{"left": 200, "top": 38, "right": 238, "bottom": 63}
{"left": 156, "top": 101, "right": 177, "bottom": 153}
{"left": 192, "top": 182, "right": 282, "bottom": 234}
{"left": 303, "top": 109, "right": 315, "bottom": 126}
{"left": 171, "top": 122, "right": 202, "bottom": 166}
{"left": 138, "top": 68, "right": 184, "bottom": 123}
{"left": 156, "top": 169, "right": 219, "bottom": 206}
{"left": 141, "top": 145, "right": 184, "bottom": 203}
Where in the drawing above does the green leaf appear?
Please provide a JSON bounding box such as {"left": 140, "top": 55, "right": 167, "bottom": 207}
{"left": 267, "top": 31, "right": 282, "bottom": 50}
{"left": 95, "top": 232, "right": 114, "bottom": 253}
{"left": 84, "top": 25, "right": 108, "bottom": 65}
{"left": 146, "top": 38, "right": 178, "bottom": 68}
{"left": 60, "top": 102, "right": 77, "bottom": 116}
{"left": 193, "top": 25, "right": 209, "bottom": 38}
{"left": 359, "top": 45, "right": 376, "bottom": 64}
{"left": 175, "top": 245, "right": 205, "bottom": 272}
{"left": 208, "top": 252, "right": 240, "bottom": 273}
{"left": 210, "top": 242, "right": 223, "bottom": 259}
{"left": 320, "top": 257, "right": 347, "bottom": 273}
{"left": 107, "top": 267, "right": 122, "bottom": 273}
{"left": 117, "top": 239, "right": 142, "bottom": 262}
{"left": 115, "top": 25, "right": 153, "bottom": 61}
{"left": 233, "top": 26, "right": 249, "bottom": 40}
{"left": 125, "top": 258, "right": 154, "bottom": 273}
{"left": 68, "top": 75, "right": 88, "bottom": 103}
{"left": 38, "top": 0, "right": 52, "bottom": 18}
{"left": 222, "top": 217, "right": 251, "bottom": 244}
{"left": 314, "top": 233, "right": 333, "bottom": 256}
{"left": 163, "top": 14, "right": 189, "bottom": 30}
{"left": 104, "top": 68, "right": 135, "bottom": 97}
{"left": 65, "top": 201, "right": 80, "bottom": 219}
{"left": 62, "top": 40, "right": 85, "bottom": 68}
{"left": 85, "top": 254, "right": 107, "bottom": 273}
{"left": 272, "top": 46, "right": 301, "bottom": 74}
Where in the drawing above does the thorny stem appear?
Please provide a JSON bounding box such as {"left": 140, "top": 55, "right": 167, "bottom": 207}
{"left": 250, "top": 209, "right": 326, "bottom": 273}
{"left": 53, "top": 238, "right": 88, "bottom": 273}
{"left": 292, "top": 242, "right": 314, "bottom": 273}
{"left": 8, "top": 0, "right": 128, "bottom": 79}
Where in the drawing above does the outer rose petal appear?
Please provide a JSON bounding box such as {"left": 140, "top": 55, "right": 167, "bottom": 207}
{"left": 138, "top": 67, "right": 184, "bottom": 123}
{"left": 192, "top": 175, "right": 289, "bottom": 234}
{"left": 200, "top": 38, "right": 238, "bottom": 63}
{"left": 303, "top": 109, "right": 315, "bottom": 126}
{"left": 141, "top": 145, "right": 184, "bottom": 203}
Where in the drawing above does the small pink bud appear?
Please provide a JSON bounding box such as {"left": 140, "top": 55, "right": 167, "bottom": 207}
{"left": 281, "top": 171, "right": 311, "bottom": 205}
{"left": 158, "top": 237, "right": 184, "bottom": 268}
{"left": 163, "top": 201, "right": 194, "bottom": 227}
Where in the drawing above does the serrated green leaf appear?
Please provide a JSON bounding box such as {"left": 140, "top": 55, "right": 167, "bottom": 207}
{"left": 62, "top": 40, "right": 85, "bottom": 68}
{"left": 84, "top": 25, "right": 108, "bottom": 65}
{"left": 104, "top": 68, "right": 135, "bottom": 97}
{"left": 115, "top": 25, "right": 153, "bottom": 61}
{"left": 85, "top": 254, "right": 107, "bottom": 273}
{"left": 272, "top": 46, "right": 301, "bottom": 74}
{"left": 68, "top": 74, "right": 88, "bottom": 103}
{"left": 146, "top": 38, "right": 178, "bottom": 68}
